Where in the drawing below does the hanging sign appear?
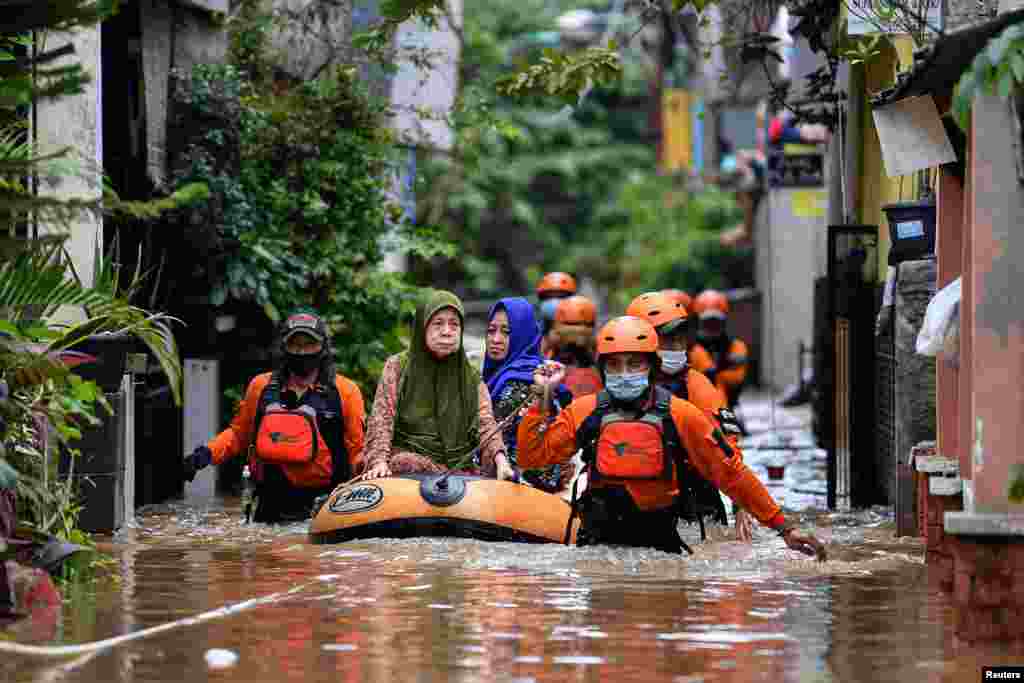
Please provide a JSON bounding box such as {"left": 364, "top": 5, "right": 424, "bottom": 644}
{"left": 768, "top": 144, "right": 824, "bottom": 188}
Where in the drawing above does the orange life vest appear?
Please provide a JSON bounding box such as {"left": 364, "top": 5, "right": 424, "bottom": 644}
{"left": 253, "top": 404, "right": 327, "bottom": 465}
{"left": 248, "top": 374, "right": 348, "bottom": 490}
{"left": 577, "top": 387, "right": 679, "bottom": 489}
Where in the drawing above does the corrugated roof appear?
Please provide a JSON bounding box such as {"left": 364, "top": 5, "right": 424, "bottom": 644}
{"left": 871, "top": 8, "right": 1024, "bottom": 106}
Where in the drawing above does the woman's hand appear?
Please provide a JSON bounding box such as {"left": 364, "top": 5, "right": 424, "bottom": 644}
{"left": 781, "top": 528, "right": 828, "bottom": 561}
{"left": 532, "top": 361, "right": 566, "bottom": 390}
{"left": 734, "top": 508, "right": 753, "bottom": 542}
{"left": 356, "top": 461, "right": 391, "bottom": 481}
{"left": 495, "top": 454, "right": 516, "bottom": 482}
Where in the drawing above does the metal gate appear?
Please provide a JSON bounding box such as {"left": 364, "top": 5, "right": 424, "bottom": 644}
{"left": 826, "top": 225, "right": 881, "bottom": 510}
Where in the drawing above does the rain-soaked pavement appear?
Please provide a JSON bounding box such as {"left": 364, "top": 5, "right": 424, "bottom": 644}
{"left": 1, "top": 393, "right": 1020, "bottom": 682}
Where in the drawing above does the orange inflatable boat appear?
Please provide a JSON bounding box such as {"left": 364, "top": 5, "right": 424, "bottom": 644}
{"left": 309, "top": 474, "right": 578, "bottom": 544}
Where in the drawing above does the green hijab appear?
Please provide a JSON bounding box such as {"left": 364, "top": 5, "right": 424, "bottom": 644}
{"left": 393, "top": 290, "right": 480, "bottom": 468}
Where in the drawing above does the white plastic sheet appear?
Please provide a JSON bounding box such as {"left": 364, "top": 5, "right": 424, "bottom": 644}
{"left": 916, "top": 277, "right": 961, "bottom": 356}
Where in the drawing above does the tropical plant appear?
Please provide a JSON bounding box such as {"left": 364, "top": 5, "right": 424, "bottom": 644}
{"left": 160, "top": 2, "right": 453, "bottom": 397}
{"left": 0, "top": 238, "right": 184, "bottom": 537}
{"left": 952, "top": 23, "right": 1024, "bottom": 132}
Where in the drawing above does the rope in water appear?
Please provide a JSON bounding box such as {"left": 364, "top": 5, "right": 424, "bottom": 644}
{"left": 0, "top": 580, "right": 316, "bottom": 658}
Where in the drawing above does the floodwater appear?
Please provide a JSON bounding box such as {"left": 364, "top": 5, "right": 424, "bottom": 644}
{"left": 1, "top": 398, "right": 1020, "bottom": 682}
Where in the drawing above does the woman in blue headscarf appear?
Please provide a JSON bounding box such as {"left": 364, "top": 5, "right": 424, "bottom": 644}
{"left": 482, "top": 297, "right": 572, "bottom": 492}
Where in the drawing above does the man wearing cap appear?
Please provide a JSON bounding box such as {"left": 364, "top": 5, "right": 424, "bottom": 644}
{"left": 182, "top": 310, "right": 366, "bottom": 523}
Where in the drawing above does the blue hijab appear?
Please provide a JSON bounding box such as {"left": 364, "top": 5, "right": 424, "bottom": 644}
{"left": 482, "top": 297, "right": 546, "bottom": 398}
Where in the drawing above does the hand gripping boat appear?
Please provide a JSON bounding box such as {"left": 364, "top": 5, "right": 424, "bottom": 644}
{"left": 309, "top": 474, "right": 579, "bottom": 544}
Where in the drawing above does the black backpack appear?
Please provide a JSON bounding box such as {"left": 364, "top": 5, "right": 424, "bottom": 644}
{"left": 252, "top": 371, "right": 351, "bottom": 487}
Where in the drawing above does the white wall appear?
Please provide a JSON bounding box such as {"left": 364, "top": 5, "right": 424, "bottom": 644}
{"left": 382, "top": 0, "right": 462, "bottom": 272}
{"left": 757, "top": 188, "right": 828, "bottom": 390}
{"left": 34, "top": 25, "right": 103, "bottom": 293}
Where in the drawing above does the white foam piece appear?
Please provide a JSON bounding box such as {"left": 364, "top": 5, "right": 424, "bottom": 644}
{"left": 553, "top": 656, "right": 606, "bottom": 665}
{"left": 204, "top": 649, "right": 238, "bottom": 669}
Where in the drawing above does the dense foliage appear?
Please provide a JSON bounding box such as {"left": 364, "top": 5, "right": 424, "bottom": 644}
{"left": 413, "top": 0, "right": 742, "bottom": 300}
{"left": 163, "top": 3, "right": 452, "bottom": 396}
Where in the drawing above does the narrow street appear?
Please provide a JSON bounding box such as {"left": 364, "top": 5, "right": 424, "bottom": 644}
{"left": 0, "top": 396, "right": 1017, "bottom": 683}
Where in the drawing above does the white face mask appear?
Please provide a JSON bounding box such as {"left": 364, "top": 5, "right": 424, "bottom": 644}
{"left": 659, "top": 350, "right": 688, "bottom": 375}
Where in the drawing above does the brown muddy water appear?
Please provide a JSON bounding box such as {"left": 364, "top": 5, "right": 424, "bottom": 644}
{"left": 1, "top": 402, "right": 1020, "bottom": 681}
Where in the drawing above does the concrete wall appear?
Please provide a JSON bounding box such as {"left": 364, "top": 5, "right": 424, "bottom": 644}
{"left": 893, "top": 258, "right": 937, "bottom": 507}
{"left": 948, "top": 0, "right": 999, "bottom": 31}
{"left": 34, "top": 26, "right": 103, "bottom": 292}
{"left": 389, "top": 0, "right": 461, "bottom": 152}
{"left": 266, "top": 0, "right": 352, "bottom": 81}
{"left": 757, "top": 188, "right": 827, "bottom": 390}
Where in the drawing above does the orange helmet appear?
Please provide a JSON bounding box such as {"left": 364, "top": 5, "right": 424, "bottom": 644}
{"left": 536, "top": 272, "right": 577, "bottom": 298}
{"left": 661, "top": 288, "right": 692, "bottom": 310}
{"left": 624, "top": 291, "right": 659, "bottom": 318}
{"left": 692, "top": 289, "right": 730, "bottom": 320}
{"left": 555, "top": 295, "right": 596, "bottom": 325}
{"left": 596, "top": 316, "right": 659, "bottom": 357}
{"left": 625, "top": 291, "right": 688, "bottom": 330}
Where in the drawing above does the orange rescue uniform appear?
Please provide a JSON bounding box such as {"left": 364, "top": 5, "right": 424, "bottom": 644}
{"left": 207, "top": 372, "right": 366, "bottom": 489}
{"left": 516, "top": 393, "right": 784, "bottom": 527}
{"left": 690, "top": 338, "right": 749, "bottom": 405}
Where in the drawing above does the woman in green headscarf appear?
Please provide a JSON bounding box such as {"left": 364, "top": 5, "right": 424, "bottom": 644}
{"left": 359, "top": 290, "right": 516, "bottom": 480}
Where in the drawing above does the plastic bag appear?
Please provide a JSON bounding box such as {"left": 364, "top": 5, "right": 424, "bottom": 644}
{"left": 916, "top": 277, "right": 961, "bottom": 356}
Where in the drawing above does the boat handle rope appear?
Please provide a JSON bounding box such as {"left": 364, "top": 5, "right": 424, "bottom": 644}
{"left": 436, "top": 390, "right": 539, "bottom": 488}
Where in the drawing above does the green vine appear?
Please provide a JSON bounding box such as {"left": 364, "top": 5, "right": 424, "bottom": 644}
{"left": 953, "top": 24, "right": 1024, "bottom": 132}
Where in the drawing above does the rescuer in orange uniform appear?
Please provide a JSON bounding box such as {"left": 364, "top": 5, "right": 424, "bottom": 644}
{"left": 535, "top": 272, "right": 577, "bottom": 355}
{"left": 547, "top": 294, "right": 603, "bottom": 398}
{"left": 183, "top": 310, "right": 366, "bottom": 523}
{"left": 516, "top": 316, "right": 825, "bottom": 557}
{"left": 661, "top": 288, "right": 692, "bottom": 312}
{"left": 626, "top": 291, "right": 753, "bottom": 541}
{"left": 690, "top": 290, "right": 750, "bottom": 414}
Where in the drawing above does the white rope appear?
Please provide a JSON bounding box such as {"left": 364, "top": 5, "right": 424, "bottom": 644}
{"left": 0, "top": 581, "right": 315, "bottom": 658}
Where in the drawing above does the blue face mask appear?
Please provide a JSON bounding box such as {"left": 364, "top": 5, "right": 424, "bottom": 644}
{"left": 539, "top": 299, "right": 560, "bottom": 322}
{"left": 605, "top": 371, "right": 649, "bottom": 401}
{"left": 659, "top": 350, "right": 688, "bottom": 375}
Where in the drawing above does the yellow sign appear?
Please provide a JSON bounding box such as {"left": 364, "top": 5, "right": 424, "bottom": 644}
{"left": 791, "top": 189, "right": 827, "bottom": 218}
{"left": 662, "top": 89, "right": 691, "bottom": 173}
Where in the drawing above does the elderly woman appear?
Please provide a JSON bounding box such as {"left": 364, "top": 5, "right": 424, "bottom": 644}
{"left": 360, "top": 291, "right": 516, "bottom": 481}
{"left": 482, "top": 297, "right": 573, "bottom": 492}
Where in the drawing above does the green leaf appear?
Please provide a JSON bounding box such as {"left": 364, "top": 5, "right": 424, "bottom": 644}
{"left": 999, "top": 69, "right": 1015, "bottom": 99}
{"left": 1012, "top": 53, "right": 1024, "bottom": 83}
{"left": 263, "top": 301, "right": 280, "bottom": 322}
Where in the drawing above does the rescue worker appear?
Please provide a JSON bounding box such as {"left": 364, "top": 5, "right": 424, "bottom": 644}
{"left": 516, "top": 316, "right": 826, "bottom": 558}
{"left": 547, "top": 294, "right": 603, "bottom": 398}
{"left": 626, "top": 291, "right": 753, "bottom": 541}
{"left": 690, "top": 290, "right": 750, "bottom": 414}
{"left": 535, "top": 272, "right": 577, "bottom": 354}
{"left": 358, "top": 290, "right": 515, "bottom": 481}
{"left": 182, "top": 310, "right": 366, "bottom": 523}
{"left": 661, "top": 288, "right": 692, "bottom": 312}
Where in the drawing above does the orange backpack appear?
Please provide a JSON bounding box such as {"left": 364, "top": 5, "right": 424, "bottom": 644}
{"left": 253, "top": 404, "right": 324, "bottom": 465}
{"left": 577, "top": 387, "right": 678, "bottom": 483}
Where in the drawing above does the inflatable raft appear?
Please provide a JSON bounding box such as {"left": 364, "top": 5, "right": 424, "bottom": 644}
{"left": 309, "top": 474, "right": 578, "bottom": 544}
